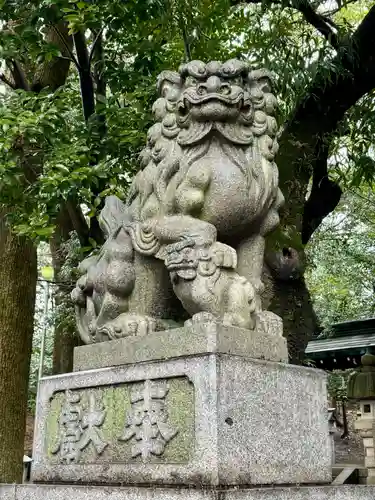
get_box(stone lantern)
[347,350,375,485]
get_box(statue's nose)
[197,76,230,95]
[206,76,221,93]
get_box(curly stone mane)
[72,59,286,345]
[127,60,281,233]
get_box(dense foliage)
[306,188,375,329]
[0,0,372,241]
[0,0,374,382]
[327,369,356,403]
[28,244,54,411]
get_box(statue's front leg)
[236,233,283,337]
[236,234,265,311]
[165,238,258,330]
[150,216,258,329]
[71,281,97,344]
[221,275,257,329]
[71,259,101,344]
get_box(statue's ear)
[156,71,182,101]
[99,196,130,238]
[248,69,278,115]
[210,242,237,269]
[248,69,275,94]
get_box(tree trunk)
[31,20,73,92]
[32,21,81,375]
[0,213,37,482]
[263,259,318,364]
[50,207,80,375]
[261,6,375,364]
[0,18,75,477]
[341,401,349,439]
[52,322,80,374]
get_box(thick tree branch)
[277,5,375,244]
[91,29,106,98]
[65,200,91,247]
[73,30,105,245]
[180,21,192,62]
[10,60,30,91]
[0,74,16,90]
[232,0,340,48]
[73,31,96,122]
[92,28,107,139]
[301,136,342,244]
[324,0,359,16]
[284,5,375,145]
[49,23,80,70]
[88,27,104,66]
[291,0,339,48]
[32,22,73,92]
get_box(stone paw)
[71,286,87,308]
[222,312,255,330]
[184,312,217,328]
[96,314,157,341]
[255,310,283,337]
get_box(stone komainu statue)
[72,59,285,343]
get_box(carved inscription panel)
[45,377,194,464]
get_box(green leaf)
[35,227,55,237]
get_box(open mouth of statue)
[182,92,244,106]
[177,94,250,119]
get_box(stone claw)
[96,314,157,341]
[184,312,217,328]
[256,311,283,337]
[71,287,86,308]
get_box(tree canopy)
[0,0,375,480]
[0,0,373,357]
[306,187,375,330]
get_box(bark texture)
[50,207,80,375]
[262,255,318,364]
[0,215,37,482]
[31,21,73,92]
[0,19,74,481]
[263,5,375,362]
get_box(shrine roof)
[306,318,375,355]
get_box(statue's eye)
[232,77,242,86]
[187,77,197,86]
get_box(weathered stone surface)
[226,485,375,499]
[71,60,284,345]
[4,484,375,500]
[348,352,375,400]
[73,320,288,371]
[217,356,330,485]
[347,353,375,484]
[44,378,193,466]
[32,354,330,486]
[0,485,15,500]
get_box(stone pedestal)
[347,352,375,485]
[31,322,331,487]
[3,484,375,500]
[72,320,289,371]
[354,412,375,485]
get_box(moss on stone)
[44,377,194,465]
